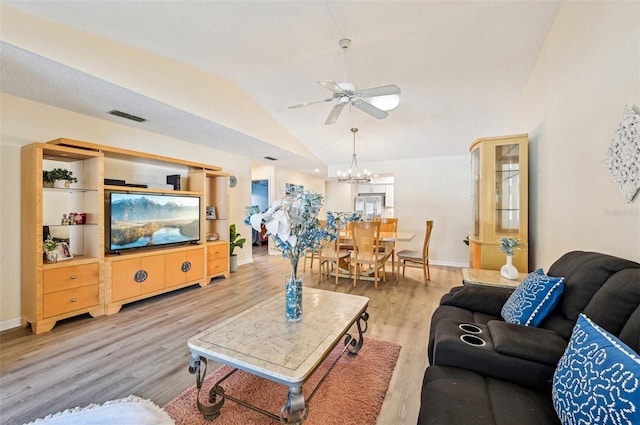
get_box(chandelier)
[337,128,371,184]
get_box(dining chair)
[303,220,326,270]
[396,220,433,283]
[351,220,387,289]
[318,237,351,284]
[375,217,398,276]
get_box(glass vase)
[500,255,519,280]
[285,273,303,322]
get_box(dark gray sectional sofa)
[418,251,640,425]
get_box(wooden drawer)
[43,284,99,318]
[207,244,228,260]
[207,258,228,276]
[43,263,99,294]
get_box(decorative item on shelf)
[498,237,523,280]
[42,170,54,188]
[206,232,219,242]
[229,224,246,273]
[166,174,181,191]
[337,128,372,184]
[44,168,78,188]
[43,235,59,264]
[246,187,359,321]
[206,206,216,220]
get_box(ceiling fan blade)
[288,97,333,109]
[324,103,345,125]
[318,80,345,93]
[353,100,389,120]
[358,84,401,98]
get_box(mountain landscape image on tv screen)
[110,193,200,251]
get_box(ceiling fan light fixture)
[370,94,400,111]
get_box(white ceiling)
[0,1,560,176]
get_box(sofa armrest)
[439,286,513,317]
[488,320,567,366]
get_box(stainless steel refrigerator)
[354,193,385,220]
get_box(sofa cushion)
[488,320,567,366]
[544,251,640,338]
[418,365,560,425]
[582,268,640,340]
[552,314,640,425]
[440,285,513,316]
[501,269,564,326]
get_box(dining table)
[338,230,416,242]
[329,230,416,282]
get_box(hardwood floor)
[0,248,461,425]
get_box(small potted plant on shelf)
[229,224,246,273]
[43,235,59,264]
[45,168,78,188]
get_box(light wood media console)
[21,138,230,333]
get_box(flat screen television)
[109,192,200,253]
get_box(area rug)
[164,337,401,425]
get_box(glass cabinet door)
[494,143,520,235]
[471,148,480,238]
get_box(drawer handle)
[70,275,78,280]
[181,261,192,273]
[71,298,77,303]
[134,270,148,283]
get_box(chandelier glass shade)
[337,128,371,184]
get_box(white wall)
[329,155,471,267]
[509,1,640,268]
[0,94,253,325]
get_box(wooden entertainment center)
[21,138,230,334]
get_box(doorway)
[251,179,269,256]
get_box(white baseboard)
[1,317,21,331]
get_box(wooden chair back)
[422,220,434,259]
[352,221,381,261]
[375,217,398,233]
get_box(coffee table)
[187,288,370,424]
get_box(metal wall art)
[603,105,640,203]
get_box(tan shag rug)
[164,337,401,425]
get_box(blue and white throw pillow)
[500,268,564,326]
[553,314,640,425]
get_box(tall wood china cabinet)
[469,134,529,272]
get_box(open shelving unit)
[21,138,230,333]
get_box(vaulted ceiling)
[0,1,560,176]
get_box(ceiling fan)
[288,39,401,125]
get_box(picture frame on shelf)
[53,242,74,261]
[206,206,217,220]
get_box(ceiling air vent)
[264,156,278,161]
[108,110,146,122]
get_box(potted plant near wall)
[229,224,246,273]
[44,168,78,188]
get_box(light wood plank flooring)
[0,246,461,425]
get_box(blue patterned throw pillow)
[500,268,564,326]
[553,314,640,425]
